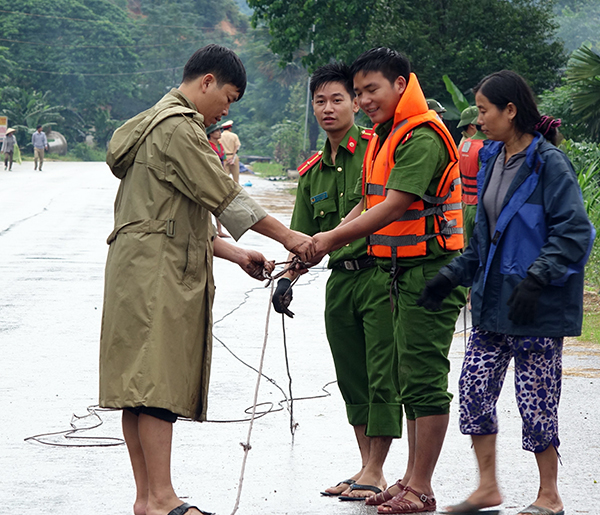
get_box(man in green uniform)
[101,44,315,515]
[272,63,399,500]
[311,48,466,512]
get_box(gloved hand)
[272,277,294,318]
[416,272,456,311]
[507,274,544,325]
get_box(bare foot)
[444,485,503,513]
[518,494,563,515]
[133,499,147,515]
[146,500,205,515]
[346,470,387,499]
[322,475,361,496]
[217,231,230,238]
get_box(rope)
[281,314,298,437]
[230,280,275,515]
[24,406,124,447]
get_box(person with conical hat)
[1,128,16,171]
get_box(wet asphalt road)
[0,161,598,514]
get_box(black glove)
[507,274,544,325]
[272,278,294,318]
[416,272,456,311]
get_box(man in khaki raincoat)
[99,44,314,515]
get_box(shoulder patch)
[400,130,414,145]
[361,128,375,140]
[298,150,323,176]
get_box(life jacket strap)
[396,203,462,222]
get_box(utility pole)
[303,24,315,152]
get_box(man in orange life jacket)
[310,47,466,513]
[457,105,487,245]
[272,62,399,501]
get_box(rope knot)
[240,442,252,452]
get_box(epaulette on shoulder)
[298,150,323,176]
[400,130,414,145]
[361,128,375,140]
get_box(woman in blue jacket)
[417,70,594,515]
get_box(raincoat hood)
[106,89,205,179]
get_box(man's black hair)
[350,47,410,85]
[310,62,355,99]
[473,70,540,136]
[36,125,42,129]
[182,44,246,100]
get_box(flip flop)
[339,483,383,501]
[167,503,214,515]
[441,500,496,514]
[320,478,356,497]
[518,505,565,515]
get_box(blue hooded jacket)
[441,134,595,337]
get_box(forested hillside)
[0,0,598,160]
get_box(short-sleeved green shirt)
[365,119,458,268]
[291,124,370,267]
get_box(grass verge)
[581,312,600,344]
[251,162,286,177]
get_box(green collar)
[321,124,361,167]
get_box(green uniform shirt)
[357,119,458,269]
[291,124,369,267]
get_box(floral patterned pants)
[458,326,562,453]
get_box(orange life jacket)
[458,137,485,205]
[362,73,464,260]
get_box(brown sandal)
[377,485,436,514]
[366,479,404,506]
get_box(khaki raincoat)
[99,89,266,420]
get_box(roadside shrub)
[70,142,107,162]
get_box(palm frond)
[567,45,600,83]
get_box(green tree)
[370,0,565,98]
[554,0,600,52]
[227,27,311,155]
[567,45,600,141]
[249,0,566,99]
[127,0,248,117]
[248,0,372,71]
[0,0,139,113]
[0,86,63,147]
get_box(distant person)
[219,119,241,183]
[101,44,314,515]
[272,62,398,501]
[417,70,594,515]
[457,105,487,245]
[2,128,16,171]
[31,125,48,171]
[206,123,230,238]
[427,98,446,119]
[206,123,225,161]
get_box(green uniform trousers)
[391,257,466,420]
[463,203,477,248]
[325,266,401,437]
